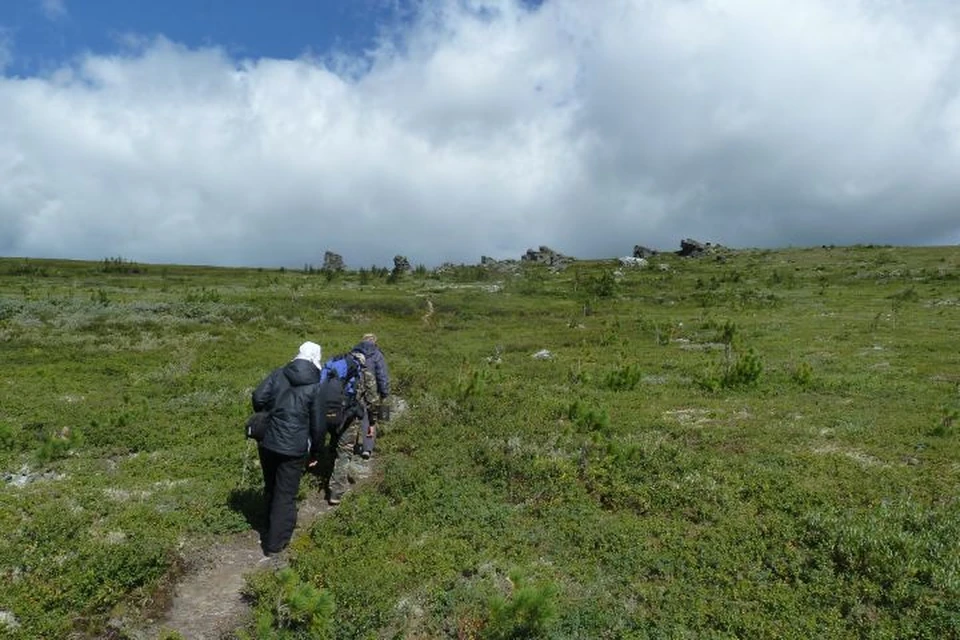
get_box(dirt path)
[121,466,366,640]
[119,401,406,639]
[128,482,334,639]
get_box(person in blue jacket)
[351,333,391,459]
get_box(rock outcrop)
[520,245,573,268]
[392,255,412,274]
[632,245,659,259]
[618,256,649,268]
[322,251,345,272]
[677,238,727,258]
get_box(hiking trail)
[125,474,343,640]
[119,400,405,639]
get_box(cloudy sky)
[1,0,958,268]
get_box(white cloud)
[40,0,68,21]
[2,0,960,268]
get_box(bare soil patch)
[121,487,332,639]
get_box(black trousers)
[258,447,306,554]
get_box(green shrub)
[567,362,591,385]
[482,571,558,640]
[697,348,764,391]
[600,363,642,391]
[716,319,738,346]
[723,348,763,388]
[36,426,82,463]
[799,499,960,635]
[99,256,144,274]
[930,406,958,437]
[457,366,493,403]
[0,420,18,449]
[91,288,110,306]
[888,287,919,303]
[5,260,50,277]
[565,400,610,435]
[512,268,547,295]
[438,264,492,282]
[184,287,222,304]
[587,271,618,299]
[792,361,814,388]
[767,269,797,288]
[736,288,781,309]
[245,568,335,639]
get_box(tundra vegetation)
[0,245,958,638]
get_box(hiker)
[351,333,391,459]
[323,400,364,505]
[315,349,370,505]
[251,341,327,557]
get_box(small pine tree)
[482,572,558,640]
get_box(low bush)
[243,568,336,640]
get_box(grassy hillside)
[0,246,958,638]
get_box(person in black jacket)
[251,341,326,557]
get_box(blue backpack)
[320,351,377,409]
[320,353,362,396]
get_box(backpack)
[246,375,292,441]
[350,351,380,411]
[315,376,348,431]
[319,352,378,411]
[245,411,270,441]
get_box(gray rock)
[322,251,345,272]
[0,610,20,631]
[392,255,412,274]
[4,465,64,487]
[618,256,648,268]
[479,256,521,273]
[633,245,658,258]
[520,246,574,268]
[677,238,727,258]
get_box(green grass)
[1,246,958,638]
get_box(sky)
[1,0,958,269]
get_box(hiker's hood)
[353,340,378,359]
[292,341,322,369]
[283,357,320,386]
